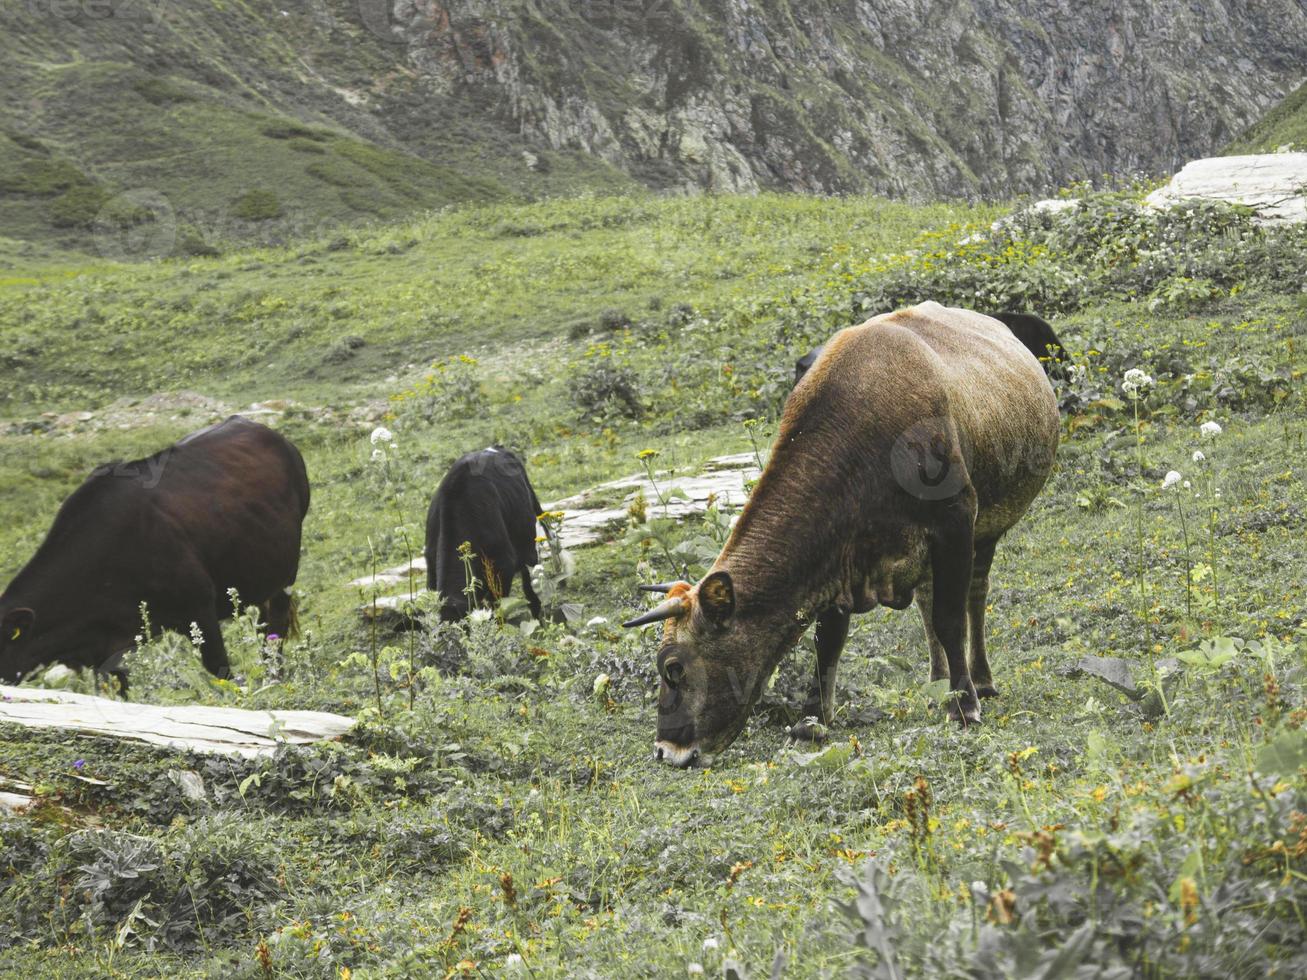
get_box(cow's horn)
[638,582,681,594]
[622,596,685,628]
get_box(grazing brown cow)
[625,302,1059,766]
[0,416,309,692]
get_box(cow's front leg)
[793,606,851,740]
[192,609,232,680]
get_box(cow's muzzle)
[654,740,703,768]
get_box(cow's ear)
[3,608,35,642]
[698,571,735,623]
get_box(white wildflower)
[703,937,720,951]
[505,954,524,971]
[1192,450,1206,463]
[1184,480,1192,489]
[371,447,385,462]
[1162,470,1182,490]
[468,608,493,624]
[688,966,704,977]
[369,425,396,447]
[1200,420,1222,437]
[1121,368,1154,396]
[585,616,608,627]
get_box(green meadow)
[1,190,1305,977]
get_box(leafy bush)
[571,352,646,420]
[230,189,283,221]
[391,354,485,423]
[48,183,111,228]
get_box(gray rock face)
[372,0,1307,197]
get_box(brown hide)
[634,302,1059,765]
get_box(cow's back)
[147,417,308,597]
[797,302,1058,538]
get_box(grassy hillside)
[0,1,640,252]
[1227,80,1307,153]
[0,193,997,416]
[0,193,1305,977]
[5,0,1307,251]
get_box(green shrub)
[48,183,111,228]
[132,77,193,106]
[571,356,645,420]
[0,156,90,196]
[230,189,283,221]
[392,354,486,423]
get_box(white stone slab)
[1145,153,1307,223]
[356,452,762,616]
[0,686,355,760]
[0,791,33,813]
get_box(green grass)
[1226,80,1307,153]
[0,191,1304,977]
[0,193,998,416]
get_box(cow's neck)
[714,439,852,621]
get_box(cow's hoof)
[975,684,1000,699]
[788,716,829,742]
[946,696,982,728]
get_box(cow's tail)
[530,484,559,556]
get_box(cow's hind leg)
[97,651,129,698]
[916,585,950,683]
[519,568,544,622]
[928,498,979,726]
[969,538,1000,699]
[793,606,851,740]
[261,588,296,640]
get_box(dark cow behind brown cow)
[626,302,1059,767]
[425,446,549,622]
[0,416,309,692]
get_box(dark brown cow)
[0,416,309,692]
[626,302,1059,766]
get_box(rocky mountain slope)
[3,0,1305,249]
[1227,80,1307,154]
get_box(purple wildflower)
[73,759,85,770]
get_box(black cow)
[794,311,1068,387]
[988,312,1068,378]
[425,447,549,622]
[0,416,310,692]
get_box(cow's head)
[0,605,38,684]
[624,572,791,767]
